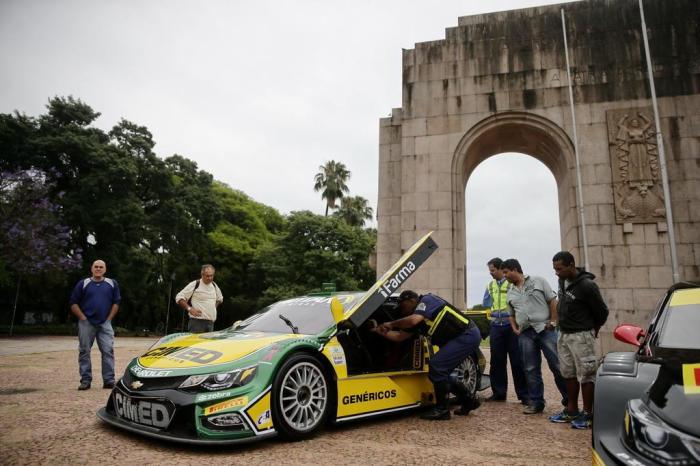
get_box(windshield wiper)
[278,314,299,334]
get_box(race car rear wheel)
[271,353,330,440]
[452,354,480,399]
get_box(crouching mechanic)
[373,290,481,420]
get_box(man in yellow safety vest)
[483,257,528,403]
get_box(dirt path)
[0,337,590,465]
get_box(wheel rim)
[279,361,327,432]
[454,357,477,394]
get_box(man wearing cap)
[374,290,481,420]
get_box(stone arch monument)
[376,0,700,344]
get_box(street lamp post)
[638,0,680,283]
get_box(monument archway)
[452,112,577,306]
[376,0,700,344]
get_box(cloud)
[1,0,576,288]
[465,154,561,306]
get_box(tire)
[451,354,480,399]
[271,353,330,440]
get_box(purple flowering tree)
[0,170,82,335]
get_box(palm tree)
[334,196,374,227]
[313,160,351,216]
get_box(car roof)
[668,286,700,307]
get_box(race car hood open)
[342,231,438,328]
[137,331,302,370]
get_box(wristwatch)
[549,321,557,328]
[187,306,192,312]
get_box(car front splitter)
[96,408,276,446]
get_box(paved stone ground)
[0,336,590,465]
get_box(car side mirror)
[330,297,344,324]
[614,324,645,347]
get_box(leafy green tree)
[251,211,375,307]
[0,96,380,335]
[333,195,374,227]
[204,182,286,326]
[313,160,350,216]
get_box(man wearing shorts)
[549,251,609,429]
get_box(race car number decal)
[113,392,173,429]
[682,363,700,395]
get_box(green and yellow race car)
[97,232,489,444]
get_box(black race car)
[592,282,700,465]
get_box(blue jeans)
[490,323,528,400]
[78,319,115,384]
[518,327,568,408]
[429,327,481,383]
[188,318,214,333]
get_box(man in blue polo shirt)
[69,259,121,390]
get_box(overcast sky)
[1,0,576,306]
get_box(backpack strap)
[188,279,200,305]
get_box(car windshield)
[659,303,700,349]
[234,293,364,335]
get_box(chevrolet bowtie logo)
[131,380,144,389]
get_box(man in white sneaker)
[175,264,223,333]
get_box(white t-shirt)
[175,280,223,322]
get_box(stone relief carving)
[607,107,666,223]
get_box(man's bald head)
[91,260,107,280]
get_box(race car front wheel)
[271,353,329,440]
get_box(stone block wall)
[377,0,700,338]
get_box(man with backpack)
[175,264,223,333]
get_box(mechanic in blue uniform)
[374,290,481,420]
[483,257,529,404]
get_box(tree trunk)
[10,275,21,336]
